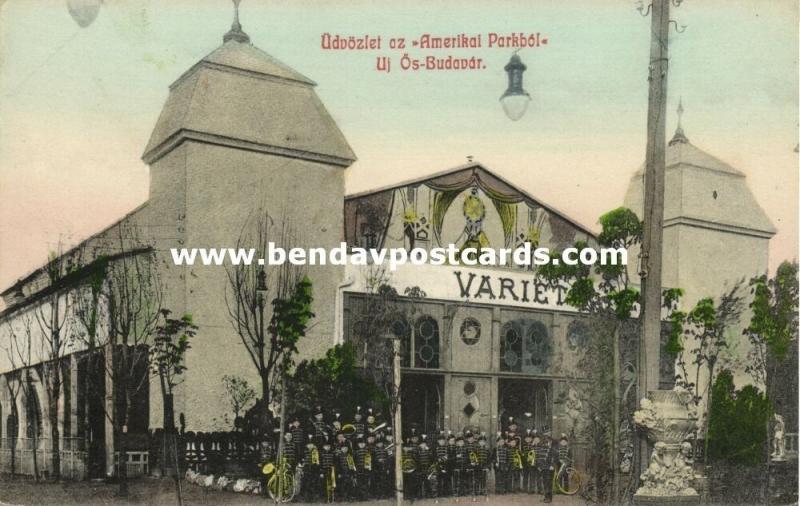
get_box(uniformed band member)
[319,437,336,503]
[540,433,558,503]
[523,429,538,493]
[301,434,320,500]
[492,434,510,494]
[556,433,572,492]
[256,407,571,502]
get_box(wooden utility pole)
[392,337,404,506]
[637,0,670,478]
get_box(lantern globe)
[500,53,531,121]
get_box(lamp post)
[500,52,532,121]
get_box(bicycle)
[262,458,299,502]
[552,460,583,496]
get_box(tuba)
[527,449,536,467]
[342,423,356,436]
[511,449,523,470]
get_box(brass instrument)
[511,449,523,470]
[526,449,536,467]
[311,447,320,466]
[364,452,372,471]
[469,451,479,466]
[369,422,388,434]
[326,466,336,502]
[346,452,356,472]
[401,450,417,474]
[427,462,439,481]
[342,423,356,436]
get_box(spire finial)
[669,96,689,146]
[224,0,250,44]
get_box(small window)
[460,318,481,346]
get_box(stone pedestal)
[633,388,700,503]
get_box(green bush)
[707,369,771,465]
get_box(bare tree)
[70,224,162,496]
[3,312,42,480]
[225,210,304,420]
[34,246,76,480]
[2,368,22,477]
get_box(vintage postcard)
[0,1,797,505]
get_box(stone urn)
[633,387,700,503]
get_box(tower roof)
[626,105,775,237]
[142,8,354,167]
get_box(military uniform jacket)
[493,445,509,471]
[557,444,572,465]
[312,420,328,442]
[354,446,372,472]
[435,445,449,467]
[476,445,489,468]
[303,443,319,468]
[336,449,356,474]
[534,443,550,471]
[320,448,335,472]
[280,444,297,468]
[290,426,304,455]
[416,446,432,472]
[522,441,537,468]
[453,446,468,471]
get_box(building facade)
[0,17,780,480]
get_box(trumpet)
[346,452,356,472]
[526,449,536,467]
[469,451,479,466]
[364,452,372,471]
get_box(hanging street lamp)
[500,52,531,121]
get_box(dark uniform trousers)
[493,446,510,494]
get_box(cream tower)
[141,6,355,430]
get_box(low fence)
[152,431,261,478]
[0,438,88,480]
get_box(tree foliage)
[745,261,799,386]
[287,342,386,420]
[707,369,771,466]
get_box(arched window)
[500,321,524,372]
[524,321,551,373]
[501,319,551,373]
[414,316,439,369]
[26,387,42,440]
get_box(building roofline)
[345,161,598,239]
[0,246,153,321]
[0,202,149,298]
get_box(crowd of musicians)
[258,405,573,503]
